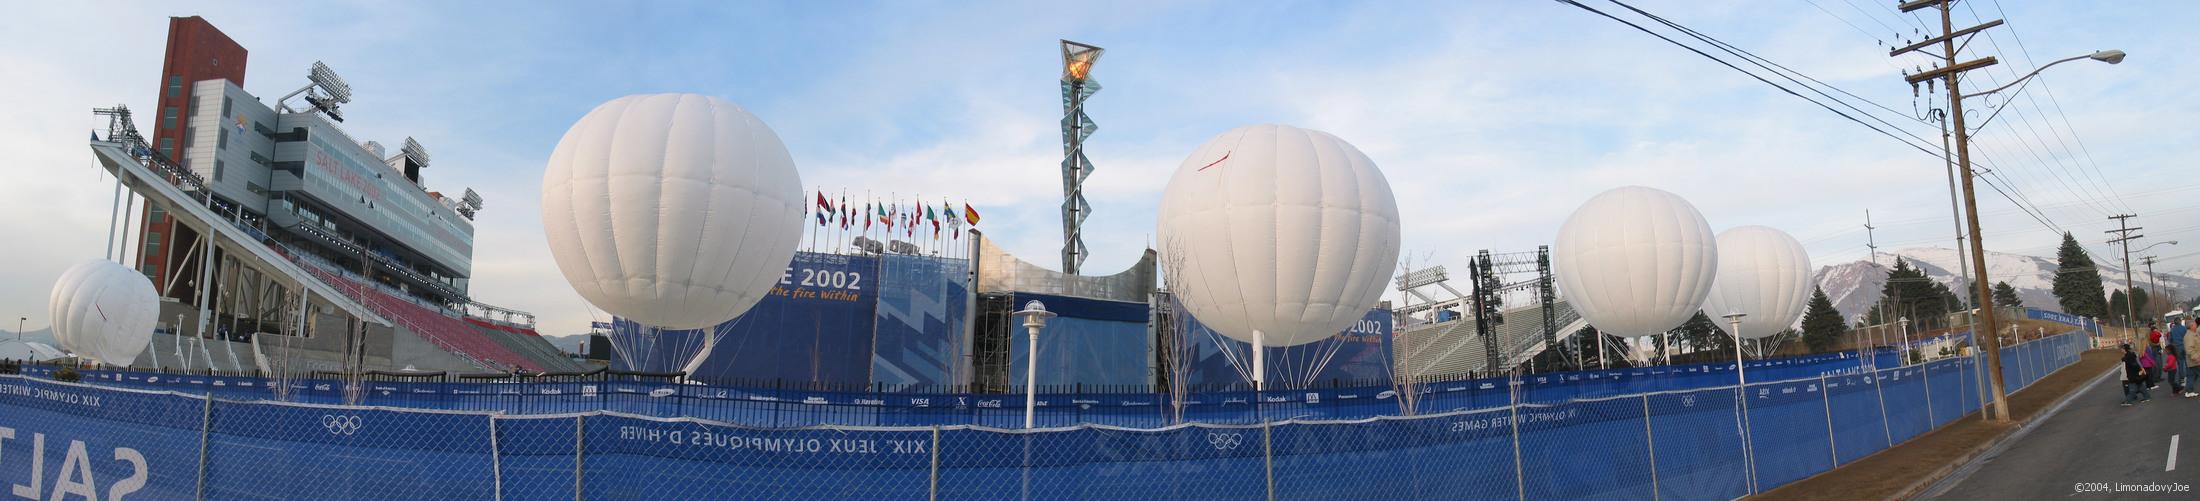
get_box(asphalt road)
[1929,367,2200,499]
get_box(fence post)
[1820,374,1837,466]
[196,396,211,501]
[489,415,504,501]
[1870,366,1892,447]
[1640,394,1659,501]
[929,425,940,501]
[1922,362,1935,425]
[1262,418,1276,501]
[572,415,585,501]
[1509,382,1526,501]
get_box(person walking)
[2173,318,2191,397]
[2125,343,2152,406]
[2142,343,2162,390]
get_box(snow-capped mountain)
[1810,247,2197,321]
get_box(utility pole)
[1865,210,1885,350]
[2108,214,2139,336]
[1865,210,1880,266]
[2144,255,2161,308]
[1894,0,2011,422]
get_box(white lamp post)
[1722,311,1756,493]
[1899,317,1912,363]
[1013,300,1056,429]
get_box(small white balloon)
[1157,124,1402,347]
[47,260,160,366]
[1552,186,1719,338]
[541,93,804,331]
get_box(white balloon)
[47,260,159,366]
[1552,186,1718,338]
[1157,124,1402,347]
[1701,226,1812,339]
[541,94,804,331]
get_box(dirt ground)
[1755,348,2120,500]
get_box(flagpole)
[807,188,818,253]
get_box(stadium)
[1,13,2110,501]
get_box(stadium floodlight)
[310,61,353,103]
[1397,266,1449,290]
[402,137,432,167]
[1014,300,1057,429]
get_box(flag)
[815,192,833,226]
[864,202,873,231]
[876,204,889,227]
[963,202,980,225]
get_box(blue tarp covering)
[0,332,2085,499]
[1008,292,1153,388]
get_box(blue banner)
[871,254,971,386]
[0,379,201,501]
[618,252,883,386]
[1178,307,1395,389]
[1009,293,1153,388]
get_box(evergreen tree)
[2109,289,2130,327]
[1673,311,1731,359]
[1992,281,2024,308]
[1801,286,1847,352]
[2132,287,2154,324]
[2052,232,2109,318]
[1865,259,1957,330]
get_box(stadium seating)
[295,264,549,372]
[463,318,585,373]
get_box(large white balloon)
[1701,226,1812,339]
[1157,124,1402,347]
[541,93,804,331]
[47,260,159,365]
[1552,186,1718,338]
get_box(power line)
[1550,0,1950,159]
[1982,0,2130,214]
[1556,0,2108,265]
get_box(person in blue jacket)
[2179,318,2197,397]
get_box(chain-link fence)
[0,331,2086,499]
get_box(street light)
[1964,50,2126,98]
[1013,300,1056,429]
[1899,317,1912,364]
[1721,311,1757,493]
[1944,48,2124,423]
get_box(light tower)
[1059,40,1103,274]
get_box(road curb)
[1900,365,2118,500]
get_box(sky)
[2,1,2196,337]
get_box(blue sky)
[3,1,2197,336]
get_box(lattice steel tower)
[1059,40,1103,274]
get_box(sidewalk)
[1757,348,2119,500]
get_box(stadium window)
[217,126,228,150]
[221,96,232,117]
[214,159,224,182]
[166,75,182,98]
[162,107,178,130]
[189,96,199,116]
[159,137,174,157]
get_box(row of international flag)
[806,189,981,241]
